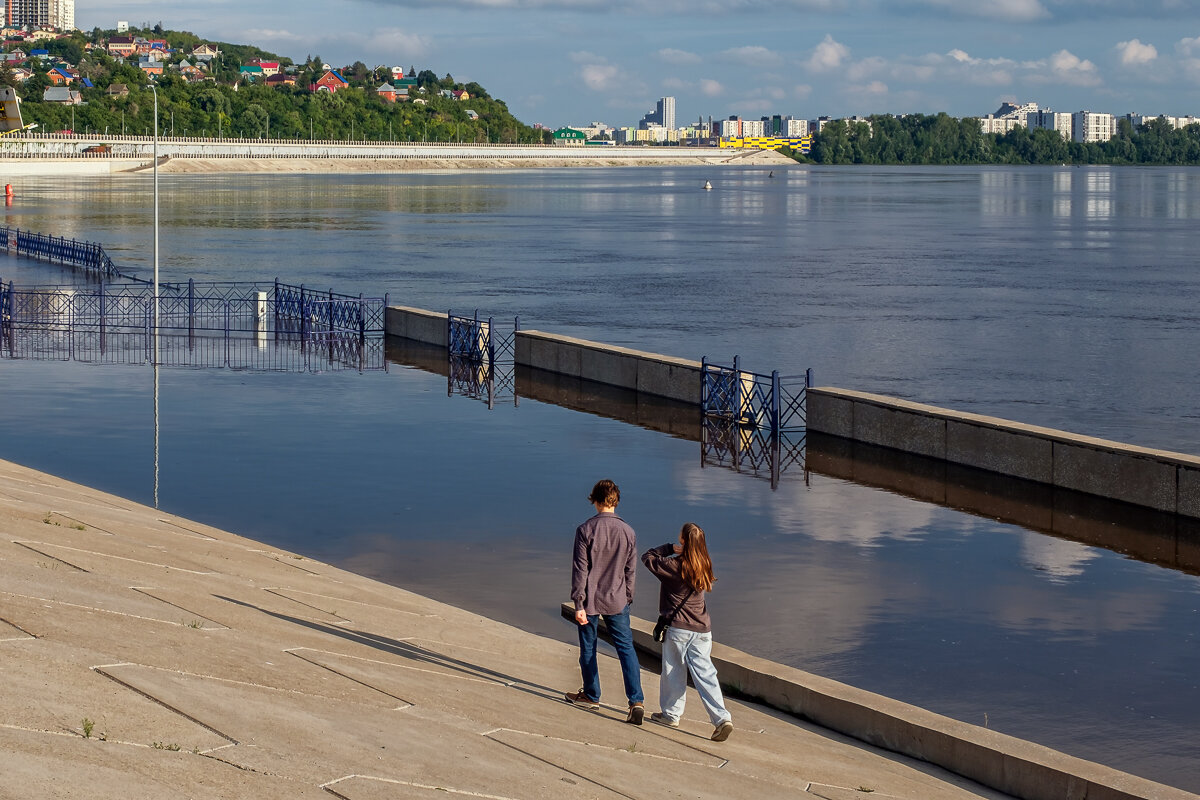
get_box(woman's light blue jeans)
[659,628,731,726]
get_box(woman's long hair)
[679,522,715,593]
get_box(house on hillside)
[452,89,469,101]
[47,67,74,85]
[138,59,163,76]
[264,73,296,87]
[29,48,49,61]
[239,65,263,81]
[465,109,478,120]
[106,83,129,97]
[2,49,26,62]
[375,82,397,103]
[192,43,219,62]
[247,59,279,76]
[106,35,136,57]
[43,87,82,104]
[311,70,348,93]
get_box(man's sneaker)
[649,712,679,728]
[627,702,644,725]
[711,720,734,742]
[563,689,599,709]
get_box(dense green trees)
[10,27,547,142]
[795,113,1200,166]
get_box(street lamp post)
[151,85,159,363]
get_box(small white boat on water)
[703,180,712,190]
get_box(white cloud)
[569,50,605,64]
[363,28,430,56]
[807,34,849,72]
[908,0,1047,21]
[1047,48,1102,86]
[1176,35,1200,56]
[850,80,889,96]
[700,79,725,96]
[794,84,813,99]
[1116,39,1157,66]
[722,45,783,67]
[657,48,702,65]
[242,29,303,41]
[846,55,887,82]
[579,63,619,91]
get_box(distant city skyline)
[76,1,1200,127]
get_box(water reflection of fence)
[699,357,811,489]
[447,310,518,408]
[1,225,122,281]
[701,417,807,489]
[0,280,386,372]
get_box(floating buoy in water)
[4,184,11,197]
[768,171,774,178]
[703,180,712,190]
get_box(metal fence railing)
[0,279,386,373]
[446,311,519,409]
[701,356,810,434]
[699,357,811,489]
[1,225,122,281]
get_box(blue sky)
[82,0,1200,128]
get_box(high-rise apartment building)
[1028,110,1073,141]
[1072,110,1116,143]
[638,97,675,131]
[5,0,72,28]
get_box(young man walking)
[565,479,645,724]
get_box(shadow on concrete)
[215,593,566,701]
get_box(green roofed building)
[553,127,586,146]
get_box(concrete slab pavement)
[0,456,1057,800]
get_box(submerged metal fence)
[1,225,122,281]
[0,279,386,372]
[447,310,519,408]
[701,356,810,434]
[699,357,811,489]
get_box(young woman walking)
[641,522,733,741]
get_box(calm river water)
[1,165,1198,792]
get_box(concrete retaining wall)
[560,603,1192,800]
[1,136,727,161]
[808,387,1200,518]
[384,305,447,348]
[514,330,702,404]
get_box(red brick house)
[310,70,348,93]
[375,82,396,103]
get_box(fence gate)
[700,356,811,489]
[447,311,519,409]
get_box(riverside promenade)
[0,456,1015,800]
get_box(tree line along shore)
[784,112,1200,166]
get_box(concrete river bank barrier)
[385,304,1200,521]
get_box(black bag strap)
[663,586,697,625]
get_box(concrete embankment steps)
[0,456,1030,800]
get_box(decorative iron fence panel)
[701,357,810,435]
[2,226,120,280]
[446,314,519,409]
[448,310,489,362]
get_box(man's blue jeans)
[577,605,644,704]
